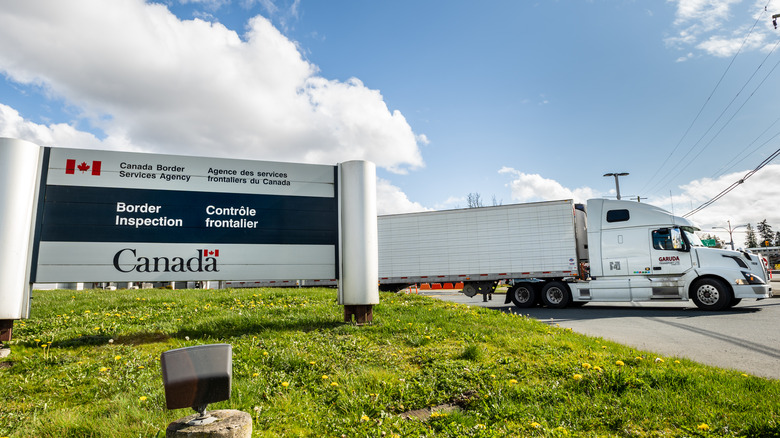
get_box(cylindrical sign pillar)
[0,138,42,340]
[338,160,379,323]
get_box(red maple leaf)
[77,161,90,173]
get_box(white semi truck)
[378,199,772,310]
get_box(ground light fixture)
[161,343,232,426]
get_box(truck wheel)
[541,282,571,308]
[509,283,536,308]
[691,278,731,311]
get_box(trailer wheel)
[690,278,731,311]
[509,283,536,308]
[541,281,571,308]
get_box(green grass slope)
[1,287,778,437]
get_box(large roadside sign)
[32,148,338,282]
[0,137,379,331]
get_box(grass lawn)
[1,286,779,437]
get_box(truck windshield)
[681,226,703,247]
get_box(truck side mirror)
[670,228,688,252]
[161,344,232,424]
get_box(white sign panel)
[32,148,338,282]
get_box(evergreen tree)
[757,219,774,247]
[775,231,780,247]
[745,223,758,248]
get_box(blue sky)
[1,0,780,245]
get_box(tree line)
[744,220,780,248]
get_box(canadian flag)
[65,159,102,176]
[203,249,220,257]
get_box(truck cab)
[568,199,771,310]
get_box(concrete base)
[344,305,373,324]
[166,409,251,438]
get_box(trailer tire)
[690,278,731,311]
[509,283,537,308]
[541,281,571,308]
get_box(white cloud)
[648,164,780,244]
[498,163,780,247]
[499,167,598,204]
[665,0,771,57]
[376,178,430,215]
[675,52,694,62]
[0,0,424,172]
[0,103,140,152]
[672,0,739,25]
[696,32,765,57]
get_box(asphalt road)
[422,288,780,379]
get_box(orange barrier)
[420,283,431,290]
[431,283,442,290]
[443,283,454,289]
[454,282,464,289]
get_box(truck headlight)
[736,271,765,285]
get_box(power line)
[683,146,780,217]
[708,118,780,179]
[640,3,772,196]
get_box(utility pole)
[603,172,629,200]
[713,220,746,250]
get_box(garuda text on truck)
[377,199,771,311]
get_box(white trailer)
[378,200,587,296]
[378,198,772,311]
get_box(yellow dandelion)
[741,373,749,377]
[138,366,145,369]
[572,374,583,381]
[593,366,603,372]
[424,336,430,339]
[674,360,681,364]
[490,374,496,378]
[281,381,289,387]
[615,360,625,366]
[582,363,592,369]
[322,375,329,380]
[331,382,339,387]
[34,339,41,342]
[253,373,259,377]
[309,361,316,365]
[263,351,269,356]
[114,355,122,360]
[509,379,518,384]
[139,396,147,401]
[601,345,607,349]
[530,421,542,428]
[99,367,110,372]
[360,414,370,422]
[697,423,709,431]
[654,357,664,363]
